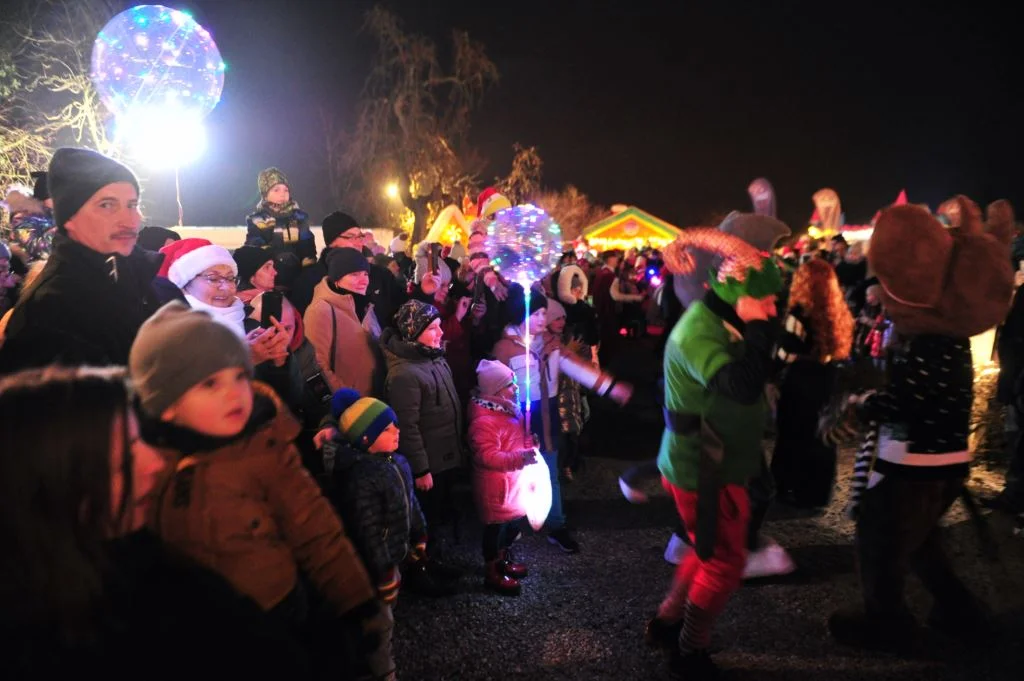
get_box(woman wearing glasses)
[159,238,289,367]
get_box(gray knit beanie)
[129,301,253,417]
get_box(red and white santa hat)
[476,187,511,219]
[158,238,237,289]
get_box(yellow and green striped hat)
[330,388,398,449]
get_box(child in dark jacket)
[245,167,315,267]
[327,388,427,681]
[328,389,427,599]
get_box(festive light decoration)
[91,5,225,120]
[483,204,563,288]
[116,106,206,168]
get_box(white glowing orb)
[116,107,206,168]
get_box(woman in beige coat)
[303,248,384,397]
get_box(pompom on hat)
[158,238,237,288]
[868,195,1013,338]
[663,228,783,305]
[331,388,398,450]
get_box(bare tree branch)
[321,4,498,242]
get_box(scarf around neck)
[185,293,247,340]
[328,280,369,321]
[255,199,301,220]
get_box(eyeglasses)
[338,231,363,241]
[199,274,240,287]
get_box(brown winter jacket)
[303,278,385,397]
[151,382,375,615]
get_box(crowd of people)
[1,147,1021,680]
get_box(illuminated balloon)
[520,452,553,531]
[90,5,225,120]
[483,204,563,286]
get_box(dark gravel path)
[392,450,1024,681]
[393,340,1024,679]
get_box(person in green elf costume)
[651,228,784,679]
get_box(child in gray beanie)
[130,302,389,672]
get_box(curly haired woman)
[772,257,854,509]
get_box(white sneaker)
[664,533,692,565]
[619,476,649,504]
[743,542,796,579]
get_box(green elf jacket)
[657,297,771,491]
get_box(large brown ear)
[954,195,983,235]
[868,205,951,310]
[986,199,1015,246]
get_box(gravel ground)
[392,446,1024,680]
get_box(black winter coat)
[997,285,1024,404]
[288,248,406,325]
[0,234,162,374]
[0,530,309,680]
[381,328,465,478]
[328,444,427,583]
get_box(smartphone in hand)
[260,291,284,329]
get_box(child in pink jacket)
[467,359,537,597]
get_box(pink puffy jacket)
[467,395,533,524]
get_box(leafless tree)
[0,0,120,188]
[498,143,542,206]
[533,185,608,244]
[324,5,498,241]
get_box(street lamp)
[385,182,400,200]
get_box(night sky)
[139,0,1023,233]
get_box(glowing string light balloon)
[483,204,560,528]
[91,5,225,120]
[90,5,225,226]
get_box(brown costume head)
[868,195,1013,338]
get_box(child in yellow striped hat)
[326,388,428,680]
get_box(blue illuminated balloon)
[90,5,224,119]
[483,204,563,286]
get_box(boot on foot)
[828,607,919,653]
[644,616,683,651]
[668,648,719,680]
[498,548,528,578]
[402,561,457,598]
[484,560,521,596]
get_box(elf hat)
[159,238,237,289]
[663,228,782,305]
[477,187,511,219]
[331,388,398,450]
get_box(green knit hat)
[258,167,290,198]
[330,388,398,450]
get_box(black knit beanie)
[322,211,361,247]
[48,148,139,231]
[138,226,181,252]
[232,245,275,284]
[506,283,548,326]
[327,247,370,282]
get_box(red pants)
[659,478,750,619]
